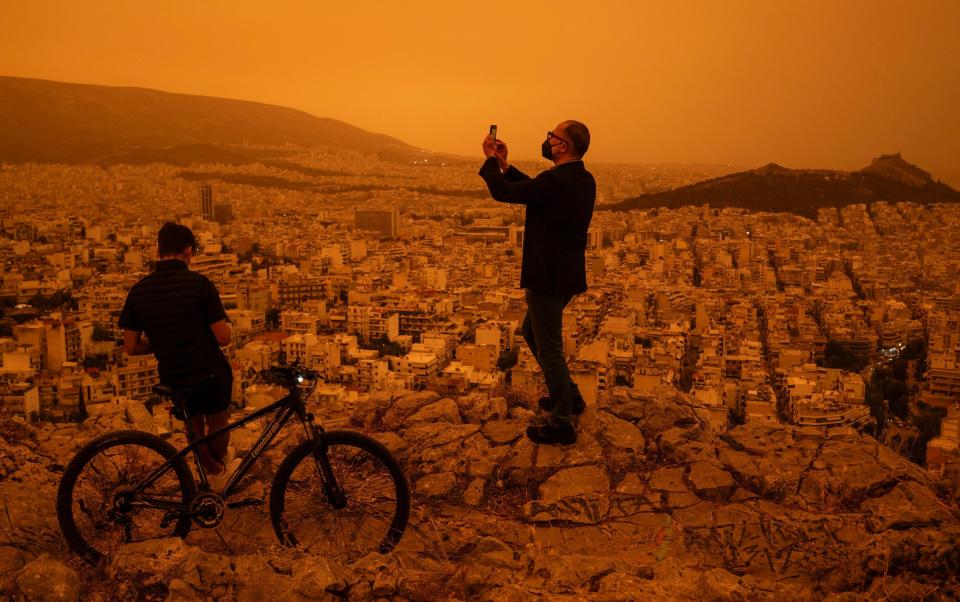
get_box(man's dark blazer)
[479,156,596,296]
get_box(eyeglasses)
[546,131,571,146]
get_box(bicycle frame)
[129,381,322,514]
[56,364,409,565]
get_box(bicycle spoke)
[60,434,192,562]
[273,434,406,563]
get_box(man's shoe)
[526,422,577,445]
[537,396,586,416]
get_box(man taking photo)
[479,121,596,445]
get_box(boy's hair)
[157,222,197,257]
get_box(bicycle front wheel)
[270,430,409,562]
[56,430,196,565]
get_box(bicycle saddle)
[152,384,175,398]
[151,385,187,420]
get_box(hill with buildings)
[0,76,416,164]
[606,154,960,217]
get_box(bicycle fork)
[303,413,347,509]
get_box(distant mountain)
[0,76,416,164]
[606,154,960,217]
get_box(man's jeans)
[521,288,582,426]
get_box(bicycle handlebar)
[269,364,319,383]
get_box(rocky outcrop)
[1,386,959,600]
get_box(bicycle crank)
[189,492,226,528]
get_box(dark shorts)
[168,369,233,417]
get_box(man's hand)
[494,139,509,171]
[482,134,498,158]
[484,135,510,171]
[123,330,152,356]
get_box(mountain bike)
[56,364,409,565]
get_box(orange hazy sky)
[2,0,958,171]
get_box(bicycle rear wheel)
[270,430,409,562]
[56,430,196,565]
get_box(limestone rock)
[382,391,442,428]
[698,567,753,601]
[15,557,81,602]
[416,471,457,498]
[349,554,403,598]
[403,422,479,448]
[403,397,462,425]
[661,490,702,510]
[0,481,59,547]
[860,480,956,532]
[0,546,26,593]
[166,578,203,602]
[524,464,610,524]
[656,426,690,458]
[481,419,524,445]
[233,556,296,602]
[124,403,155,431]
[687,461,736,501]
[464,437,509,480]
[647,466,688,493]
[349,391,395,428]
[0,416,38,445]
[507,406,536,422]
[597,571,658,596]
[177,547,234,600]
[597,411,646,451]
[472,536,514,555]
[413,437,470,475]
[463,478,485,506]
[108,537,189,586]
[607,386,702,437]
[372,431,407,456]
[292,558,344,600]
[462,396,509,423]
[523,554,620,591]
[615,472,645,495]
[506,432,605,475]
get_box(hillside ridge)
[606,154,960,217]
[0,76,415,164]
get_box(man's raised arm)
[480,157,556,205]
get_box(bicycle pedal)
[226,498,263,509]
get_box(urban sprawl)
[1,150,958,473]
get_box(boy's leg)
[205,409,231,464]
[187,413,224,474]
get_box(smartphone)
[489,124,497,140]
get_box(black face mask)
[541,138,555,160]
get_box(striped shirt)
[119,259,229,385]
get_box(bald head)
[559,120,590,158]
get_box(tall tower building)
[213,202,233,225]
[355,209,400,238]
[200,184,213,221]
